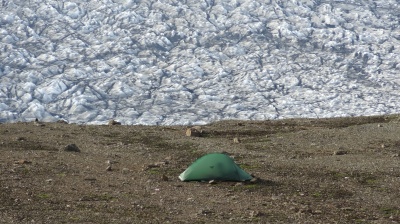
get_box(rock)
[57,120,68,124]
[250,177,260,183]
[122,168,130,174]
[105,160,118,171]
[208,180,217,184]
[108,119,121,125]
[106,165,112,171]
[15,159,31,164]
[198,209,213,215]
[233,137,241,143]
[158,161,170,166]
[333,150,347,155]
[106,160,119,165]
[15,136,26,141]
[341,207,354,211]
[33,118,45,127]
[143,160,169,171]
[313,210,323,214]
[83,177,97,182]
[299,207,313,214]
[234,182,244,187]
[64,144,81,152]
[143,163,161,171]
[249,210,264,218]
[221,151,231,156]
[185,126,203,137]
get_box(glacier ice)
[1,0,400,125]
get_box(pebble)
[162,175,169,181]
[64,144,81,152]
[333,150,347,155]
[143,161,168,171]
[199,209,212,215]
[234,182,244,187]
[106,165,112,171]
[15,137,26,141]
[155,161,169,166]
[122,168,130,174]
[84,178,97,182]
[250,177,259,183]
[313,210,323,214]
[143,164,160,171]
[33,118,45,126]
[108,119,121,125]
[341,207,354,211]
[249,210,264,218]
[15,159,31,164]
[57,120,68,124]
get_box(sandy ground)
[0,115,399,223]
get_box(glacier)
[1,0,400,125]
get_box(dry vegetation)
[1,115,400,223]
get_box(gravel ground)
[1,115,399,223]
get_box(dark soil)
[1,115,400,223]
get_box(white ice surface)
[1,0,400,125]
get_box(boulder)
[185,126,203,137]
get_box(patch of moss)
[68,216,81,222]
[147,169,161,175]
[243,184,259,190]
[330,171,347,180]
[354,173,379,186]
[380,206,400,218]
[57,173,66,177]
[37,193,51,199]
[312,192,322,198]
[239,163,261,170]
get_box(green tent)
[179,153,252,181]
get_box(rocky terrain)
[1,115,399,223]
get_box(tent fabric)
[179,153,252,181]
